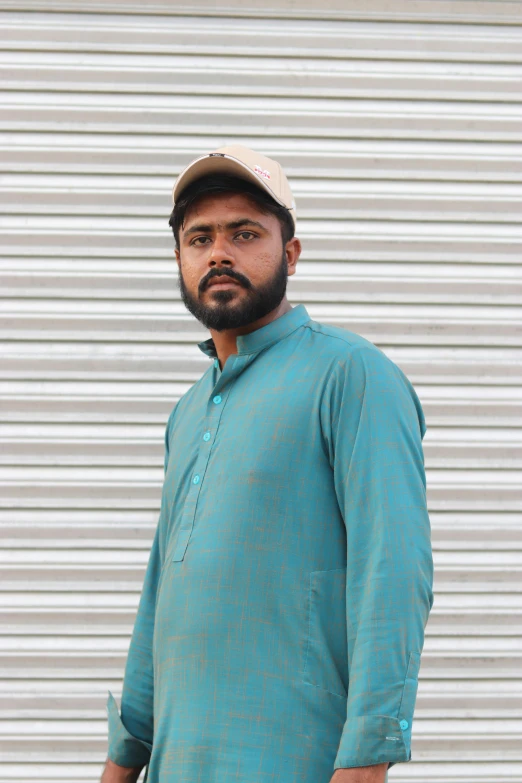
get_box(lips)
[207,276,242,289]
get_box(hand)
[330,762,389,783]
[100,758,143,783]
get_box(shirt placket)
[171,354,249,562]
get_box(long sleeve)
[106,408,175,767]
[322,345,434,769]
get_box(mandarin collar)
[197,304,310,360]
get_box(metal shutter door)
[0,2,521,781]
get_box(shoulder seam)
[303,321,383,356]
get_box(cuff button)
[399,719,409,731]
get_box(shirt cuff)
[333,715,410,770]
[106,691,152,769]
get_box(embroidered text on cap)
[254,165,271,180]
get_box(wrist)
[100,758,143,783]
[331,762,389,783]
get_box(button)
[399,719,409,731]
[192,474,200,485]
[214,358,219,368]
[213,395,222,404]
[203,432,211,442]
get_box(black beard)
[177,253,288,331]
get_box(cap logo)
[254,165,271,180]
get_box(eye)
[235,231,256,241]
[191,236,211,246]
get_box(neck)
[210,298,292,370]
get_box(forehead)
[182,191,272,230]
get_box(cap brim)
[172,154,291,217]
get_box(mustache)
[199,268,252,293]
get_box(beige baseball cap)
[172,145,296,228]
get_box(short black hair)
[168,173,295,250]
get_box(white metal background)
[0,2,521,781]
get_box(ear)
[285,237,301,278]
[175,247,181,268]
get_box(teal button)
[203,432,211,442]
[213,395,222,404]
[214,358,219,368]
[399,719,409,731]
[193,474,200,485]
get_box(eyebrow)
[182,218,268,238]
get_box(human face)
[175,192,299,332]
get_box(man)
[101,146,434,783]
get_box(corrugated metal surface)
[0,3,521,781]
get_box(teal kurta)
[107,304,434,782]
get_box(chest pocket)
[301,568,348,699]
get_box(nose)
[208,232,234,268]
